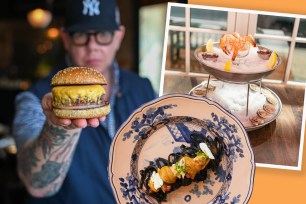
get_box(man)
[12,0,156,203]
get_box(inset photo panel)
[160,2,306,170]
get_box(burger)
[50,67,110,119]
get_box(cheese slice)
[52,84,105,106]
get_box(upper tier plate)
[194,43,282,83]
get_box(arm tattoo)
[40,124,71,159]
[19,123,80,191]
[31,161,61,188]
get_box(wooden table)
[163,75,305,167]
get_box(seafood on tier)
[219,32,257,61]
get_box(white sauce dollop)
[150,171,163,190]
[199,143,215,159]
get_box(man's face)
[61,26,125,74]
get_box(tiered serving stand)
[193,43,282,131]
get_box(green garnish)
[195,150,203,156]
[175,163,187,176]
[195,150,208,161]
[200,154,208,161]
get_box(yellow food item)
[146,142,214,194]
[148,179,159,192]
[52,84,105,107]
[266,51,277,69]
[206,38,214,52]
[194,154,210,169]
[158,166,177,184]
[182,156,202,179]
[224,60,232,72]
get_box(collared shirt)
[101,62,120,138]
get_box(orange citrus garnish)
[266,52,277,69]
[224,60,231,72]
[206,39,214,53]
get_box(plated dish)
[189,81,282,131]
[109,94,255,204]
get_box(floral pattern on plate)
[109,94,255,204]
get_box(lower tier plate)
[189,80,282,131]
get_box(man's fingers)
[87,118,100,127]
[41,92,106,129]
[71,119,88,128]
[41,93,53,110]
[58,118,73,126]
[42,93,72,127]
[99,116,106,122]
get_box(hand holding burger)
[41,93,105,129]
[50,67,111,119]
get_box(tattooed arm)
[13,92,104,197]
[17,123,82,197]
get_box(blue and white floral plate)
[109,94,255,204]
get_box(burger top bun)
[50,67,107,86]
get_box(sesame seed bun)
[50,67,107,86]
[53,104,111,119]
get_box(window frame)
[162,3,306,89]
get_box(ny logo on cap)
[83,0,100,16]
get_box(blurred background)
[0,0,186,203]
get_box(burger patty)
[54,96,109,110]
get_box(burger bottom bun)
[53,104,111,119]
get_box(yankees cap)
[64,0,120,32]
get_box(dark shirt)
[14,66,156,204]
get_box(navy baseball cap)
[64,0,120,32]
